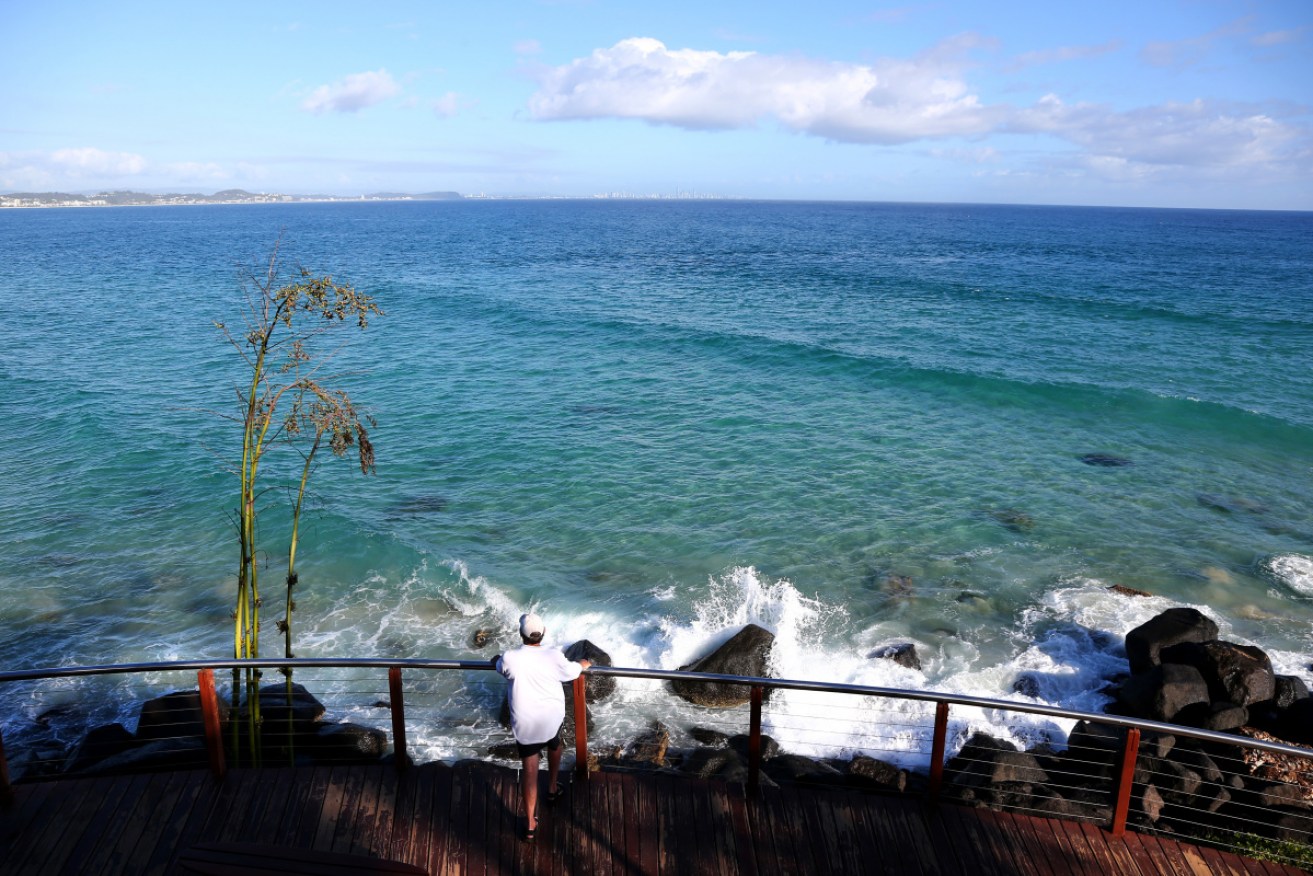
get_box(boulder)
[1138,784,1165,822]
[65,723,137,774]
[847,755,907,792]
[870,643,921,671]
[1272,675,1310,710]
[314,723,388,762]
[681,747,749,782]
[564,639,617,703]
[946,733,1048,788]
[689,726,730,748]
[1124,608,1218,675]
[1282,699,1313,744]
[83,737,209,775]
[258,682,326,728]
[762,754,844,786]
[136,691,209,742]
[1174,701,1248,732]
[620,721,671,768]
[670,624,775,707]
[729,733,781,762]
[1162,641,1274,707]
[1116,663,1210,722]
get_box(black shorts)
[516,728,563,758]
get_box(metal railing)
[2,658,1311,864]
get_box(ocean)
[1,199,1311,765]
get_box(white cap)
[520,613,545,639]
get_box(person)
[494,612,591,841]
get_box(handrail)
[4,658,1310,761]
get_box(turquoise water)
[1,201,1311,761]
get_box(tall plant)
[215,242,381,757]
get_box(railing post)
[573,673,589,779]
[389,667,409,771]
[748,685,764,797]
[197,669,226,781]
[927,700,949,801]
[0,726,13,809]
[1109,726,1141,836]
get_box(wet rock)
[990,509,1035,533]
[870,643,921,671]
[1161,640,1275,707]
[1176,701,1249,732]
[621,720,671,768]
[387,495,449,515]
[1117,663,1211,722]
[82,737,209,775]
[681,747,748,782]
[1273,675,1311,710]
[1124,608,1219,675]
[729,733,781,761]
[847,755,907,792]
[564,639,617,703]
[689,727,730,748]
[1197,494,1266,515]
[314,722,388,762]
[670,624,775,707]
[762,754,844,786]
[1138,784,1165,822]
[65,723,137,774]
[1012,674,1041,698]
[1081,454,1132,467]
[487,742,521,761]
[136,691,210,742]
[257,683,326,728]
[1108,584,1153,597]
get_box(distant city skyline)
[2,1,1310,210]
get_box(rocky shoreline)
[9,607,1312,850]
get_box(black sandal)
[524,817,537,842]
[544,786,565,804]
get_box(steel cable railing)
[2,658,1311,866]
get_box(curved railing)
[2,658,1311,865]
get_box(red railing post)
[573,673,589,779]
[1109,726,1141,836]
[927,700,949,801]
[197,669,226,781]
[748,685,764,796]
[389,667,409,771]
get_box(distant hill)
[2,189,466,208]
[366,191,463,201]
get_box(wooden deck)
[1,761,1305,875]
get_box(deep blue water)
[1,200,1311,761]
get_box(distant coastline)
[0,189,465,209]
[0,189,737,208]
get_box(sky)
[1,1,1310,209]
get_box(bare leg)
[521,753,540,833]
[547,743,563,794]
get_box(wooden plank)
[1072,820,1142,876]
[742,786,780,876]
[841,790,888,876]
[798,785,845,876]
[759,785,801,876]
[685,776,715,876]
[347,763,387,857]
[289,766,334,851]
[705,779,741,876]
[7,775,88,875]
[1196,842,1249,876]
[636,772,660,876]
[904,802,957,876]
[176,841,428,875]
[117,770,196,874]
[327,765,368,854]
[724,783,759,876]
[656,772,681,876]
[385,767,419,865]
[139,771,211,876]
[994,809,1073,876]
[3,774,73,873]
[587,768,611,876]
[938,804,1008,876]
[446,761,471,876]
[973,807,1042,876]
[1139,831,1194,876]
[1118,829,1173,876]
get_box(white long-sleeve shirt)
[496,645,584,745]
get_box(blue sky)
[2,1,1310,208]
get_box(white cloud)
[51,147,147,175]
[514,39,542,56]
[1251,27,1306,48]
[528,37,1001,144]
[1007,40,1121,71]
[432,92,464,118]
[301,69,401,114]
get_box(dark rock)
[1124,608,1219,675]
[83,737,209,775]
[1109,584,1153,597]
[136,691,209,742]
[65,723,138,774]
[847,755,907,792]
[1197,494,1266,515]
[1012,674,1041,698]
[1174,641,1275,707]
[487,742,521,761]
[564,640,617,703]
[1273,675,1310,710]
[946,733,1047,788]
[761,754,844,786]
[621,721,671,768]
[689,727,730,748]
[1081,454,1132,467]
[1266,809,1313,844]
[314,723,388,762]
[1282,699,1313,744]
[6,739,67,781]
[681,747,749,782]
[869,643,921,671]
[1175,701,1248,732]
[1139,757,1202,806]
[990,508,1035,533]
[1139,784,1165,821]
[1116,663,1211,722]
[1254,784,1313,810]
[728,733,781,761]
[670,624,775,707]
[258,683,326,728]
